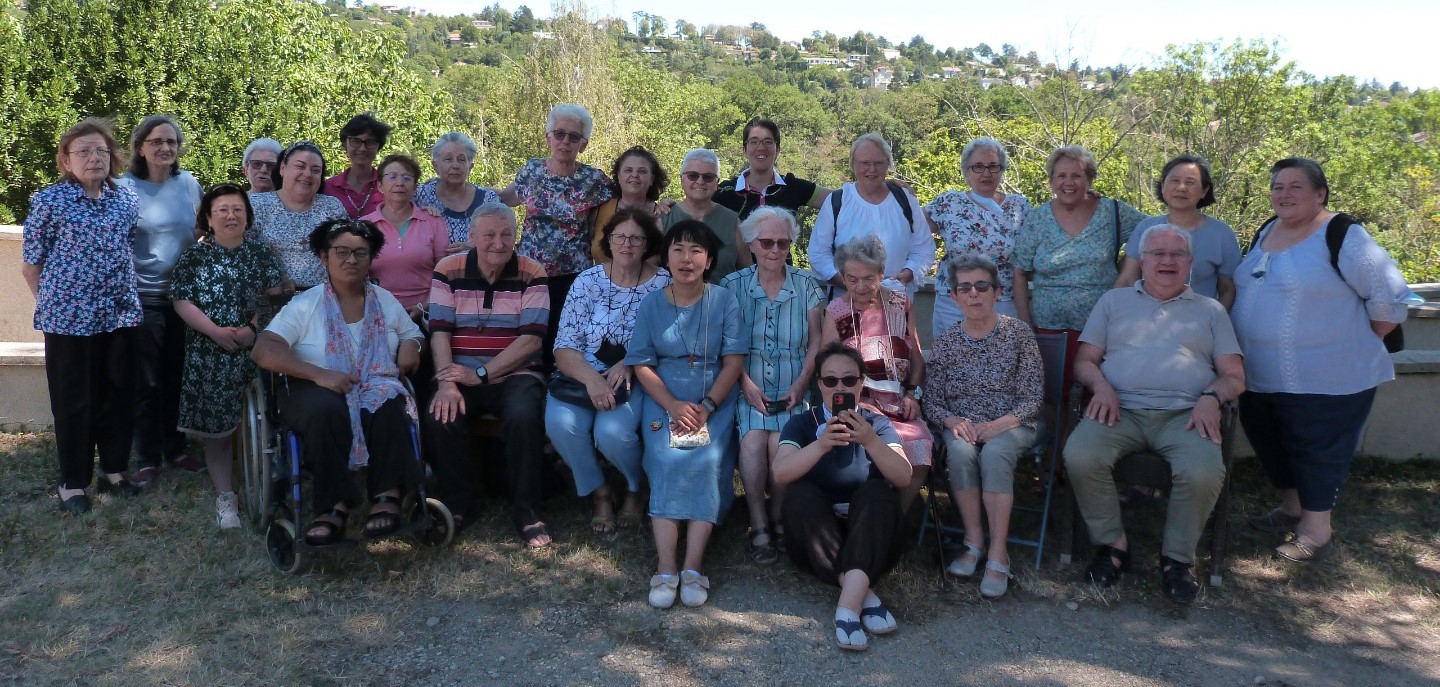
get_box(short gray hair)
[850,132,893,169]
[945,252,1000,288]
[431,131,477,161]
[833,234,887,275]
[1137,223,1193,255]
[681,148,720,173]
[1046,144,1098,180]
[740,207,799,244]
[469,201,518,231]
[547,103,594,139]
[243,137,282,165]
[961,137,1008,171]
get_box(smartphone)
[830,392,857,430]
[764,399,791,415]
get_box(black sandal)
[304,508,349,546]
[1083,544,1132,587]
[365,495,402,539]
[749,528,779,565]
[1159,555,1198,604]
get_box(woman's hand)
[668,400,707,435]
[314,369,360,395]
[818,416,853,450]
[739,375,770,414]
[657,199,677,216]
[429,383,466,423]
[945,416,978,443]
[208,327,241,352]
[444,241,472,254]
[900,396,921,421]
[839,409,878,445]
[397,341,421,377]
[231,326,256,349]
[783,379,808,410]
[603,364,631,392]
[406,304,427,322]
[974,419,1010,443]
[421,205,443,217]
[586,376,617,412]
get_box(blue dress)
[625,285,748,522]
[720,265,825,434]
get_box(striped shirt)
[429,251,549,379]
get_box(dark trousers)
[782,479,906,586]
[542,272,578,374]
[45,329,137,489]
[1240,388,1377,512]
[132,300,186,467]
[277,378,420,513]
[424,374,546,524]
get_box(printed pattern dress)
[413,179,503,245]
[512,158,613,276]
[170,239,284,436]
[720,265,826,434]
[926,190,1031,297]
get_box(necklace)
[669,285,709,368]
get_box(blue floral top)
[513,158,613,276]
[22,180,143,336]
[1013,199,1145,330]
[413,179,502,245]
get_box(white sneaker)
[679,569,710,607]
[648,574,678,608]
[216,492,241,530]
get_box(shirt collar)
[62,177,119,200]
[734,168,788,192]
[1135,280,1194,303]
[746,267,796,304]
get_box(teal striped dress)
[721,265,827,434]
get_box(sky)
[406,0,1437,89]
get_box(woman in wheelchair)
[251,218,425,545]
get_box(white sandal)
[946,543,984,577]
[980,559,1013,598]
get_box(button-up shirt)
[22,179,144,335]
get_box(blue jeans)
[544,390,645,496]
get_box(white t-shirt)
[265,285,422,370]
[807,182,936,292]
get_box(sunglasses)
[818,375,862,388]
[755,238,792,251]
[683,171,718,183]
[549,130,585,143]
[953,280,994,293]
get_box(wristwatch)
[1199,389,1220,403]
[700,396,717,413]
[905,385,923,401]
[475,366,490,385]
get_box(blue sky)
[407,0,1435,89]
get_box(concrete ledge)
[0,342,51,431]
[0,342,43,365]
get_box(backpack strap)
[1324,212,1359,277]
[1247,216,1279,253]
[886,181,915,231]
[1111,198,1121,271]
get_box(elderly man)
[241,138,281,192]
[1063,224,1245,604]
[425,202,553,548]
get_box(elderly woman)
[663,149,749,283]
[589,146,667,262]
[922,253,1043,598]
[546,209,670,534]
[625,220,747,609]
[774,343,911,651]
[414,131,502,252]
[820,235,932,511]
[1233,157,1409,563]
[1116,154,1241,309]
[1013,145,1145,346]
[719,207,825,564]
[926,137,1032,335]
[242,138,282,193]
[324,113,391,219]
[713,117,831,220]
[252,218,425,545]
[22,118,144,513]
[250,141,348,290]
[809,132,935,299]
[361,154,450,318]
[170,184,283,527]
[119,115,205,485]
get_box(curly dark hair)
[609,146,668,202]
[309,218,385,258]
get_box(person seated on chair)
[773,342,912,651]
[251,218,425,545]
[424,202,552,548]
[921,252,1043,598]
[1062,224,1245,604]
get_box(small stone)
[426,616,440,628]
[1065,602,1079,611]
[1254,677,1267,686]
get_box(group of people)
[21,103,1410,652]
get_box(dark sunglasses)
[549,130,585,143]
[953,280,994,294]
[818,375,862,388]
[682,171,718,183]
[756,238,792,250]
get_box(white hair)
[1137,223,1194,254]
[470,201,517,230]
[243,138,282,165]
[547,103,594,139]
[681,148,720,172]
[834,234,888,275]
[961,137,1008,171]
[431,131,477,160]
[740,207,799,244]
[850,132,894,169]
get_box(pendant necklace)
[669,285,708,368]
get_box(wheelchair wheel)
[408,497,455,548]
[239,377,273,532]
[266,519,310,574]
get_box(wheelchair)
[236,370,455,573]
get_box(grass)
[1,432,1438,685]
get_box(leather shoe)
[96,477,139,498]
[1159,555,1199,604]
[59,491,92,514]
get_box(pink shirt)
[363,205,450,309]
[323,168,384,219]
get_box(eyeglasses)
[246,159,276,171]
[854,161,889,171]
[344,137,382,151]
[330,246,372,262]
[610,234,646,246]
[682,171,718,183]
[382,173,415,183]
[819,375,862,388]
[755,238,792,251]
[1144,250,1191,261]
[144,137,179,149]
[953,280,994,293]
[745,138,777,149]
[68,147,112,159]
[967,164,1003,175]
[549,130,586,143]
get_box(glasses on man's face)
[683,171,718,183]
[382,173,415,184]
[967,164,1003,175]
[69,148,111,160]
[330,246,372,262]
[246,159,276,172]
[745,138,777,149]
[144,137,179,149]
[1144,250,1191,261]
[756,238,791,251]
[953,280,993,294]
[610,234,646,246]
[819,375,862,388]
[345,137,381,151]
[549,130,585,144]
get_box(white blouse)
[807,182,936,296]
[265,285,423,371]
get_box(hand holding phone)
[764,399,791,415]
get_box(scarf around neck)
[321,281,416,469]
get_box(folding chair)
[918,331,1074,575]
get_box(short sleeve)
[265,289,316,346]
[1215,220,1242,278]
[20,191,56,265]
[379,288,423,343]
[778,410,816,449]
[623,292,659,367]
[1209,303,1243,358]
[807,190,840,281]
[1012,207,1042,272]
[1336,224,1410,324]
[259,245,284,289]
[1126,216,1162,258]
[169,246,203,302]
[869,413,902,446]
[1117,201,1146,245]
[555,269,596,352]
[1077,291,1112,349]
[718,287,749,356]
[803,272,826,312]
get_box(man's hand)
[1085,383,1121,427]
[1186,394,1223,444]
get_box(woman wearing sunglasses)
[662,148,749,284]
[921,253,1043,597]
[773,342,912,651]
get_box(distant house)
[881,48,900,61]
[805,57,843,67]
[640,46,665,56]
[978,77,1001,89]
[703,34,717,42]
[470,20,494,30]
[871,66,894,90]
[941,66,964,80]
[532,31,555,40]
[1011,76,1028,87]
[447,31,461,46]
[672,30,690,41]
[847,53,868,64]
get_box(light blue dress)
[625,285,748,522]
[720,265,825,435]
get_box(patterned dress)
[413,179,503,245]
[827,291,933,466]
[248,191,347,288]
[1012,199,1145,331]
[170,239,283,436]
[926,190,1031,298]
[721,265,826,434]
[512,158,613,276]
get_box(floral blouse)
[926,190,1031,298]
[1013,199,1145,330]
[921,315,1043,429]
[22,180,143,336]
[413,179,502,245]
[248,191,348,288]
[554,264,671,374]
[513,158,613,276]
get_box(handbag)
[548,372,630,410]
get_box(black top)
[779,407,900,504]
[713,171,820,221]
